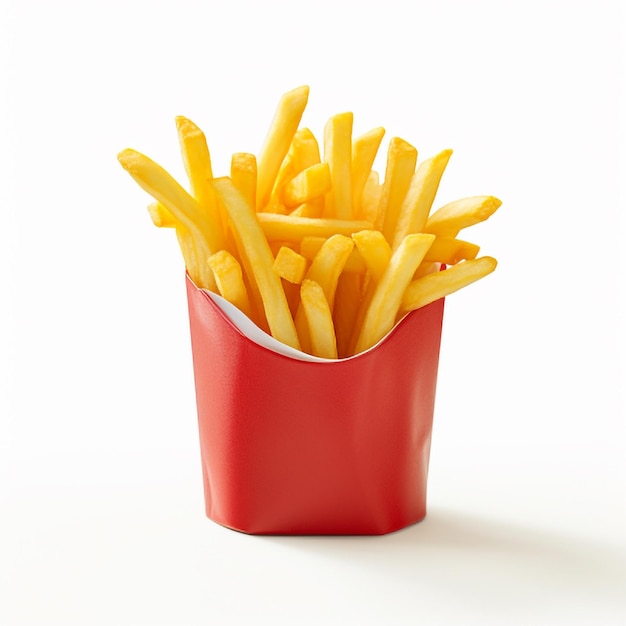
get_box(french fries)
[118,86,502,358]
[300,279,338,359]
[208,250,252,320]
[354,233,436,354]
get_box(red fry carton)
[186,275,445,535]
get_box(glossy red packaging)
[186,275,445,535]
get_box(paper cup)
[186,274,445,535]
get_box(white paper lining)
[207,291,334,362]
[206,290,412,362]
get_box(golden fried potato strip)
[323,112,353,219]
[258,213,372,244]
[208,250,253,320]
[282,162,331,208]
[391,149,453,250]
[425,196,502,238]
[377,137,418,241]
[354,233,435,354]
[256,86,310,211]
[300,279,338,359]
[273,246,308,284]
[400,256,497,316]
[351,127,385,217]
[117,148,216,290]
[230,152,257,211]
[294,234,354,354]
[211,177,300,349]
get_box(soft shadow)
[263,508,626,614]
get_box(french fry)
[400,256,497,315]
[282,162,331,208]
[256,85,310,211]
[230,152,257,211]
[300,279,338,359]
[263,160,292,214]
[323,112,353,219]
[273,246,308,284]
[391,149,453,250]
[425,196,502,238]
[211,177,301,350]
[290,127,321,173]
[351,127,385,216]
[117,148,216,290]
[289,199,324,218]
[147,202,176,228]
[377,137,418,242]
[294,234,354,354]
[354,233,435,354]
[333,272,363,358]
[257,213,373,244]
[208,250,252,320]
[176,117,229,254]
[359,170,382,223]
[413,261,442,280]
[351,230,392,283]
[120,86,502,358]
[300,236,365,274]
[176,116,214,202]
[299,235,354,313]
[423,237,480,265]
[266,128,323,214]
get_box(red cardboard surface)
[186,275,445,535]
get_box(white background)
[1,1,625,624]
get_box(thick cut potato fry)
[147,202,176,228]
[117,148,216,290]
[299,235,354,311]
[354,233,435,354]
[289,198,324,218]
[120,86,502,358]
[414,261,442,280]
[351,127,385,216]
[359,170,382,223]
[256,85,310,211]
[290,127,321,172]
[294,234,354,354]
[208,250,252,320]
[400,256,497,315]
[176,116,214,201]
[391,149,453,250]
[300,279,338,359]
[282,162,331,208]
[351,230,392,283]
[273,246,308,284]
[300,236,365,274]
[423,237,480,265]
[323,112,353,219]
[266,128,323,214]
[211,177,300,350]
[119,149,203,229]
[377,137,418,241]
[230,153,257,211]
[176,117,228,253]
[425,196,502,238]
[257,213,373,244]
[264,159,295,214]
[333,272,363,358]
